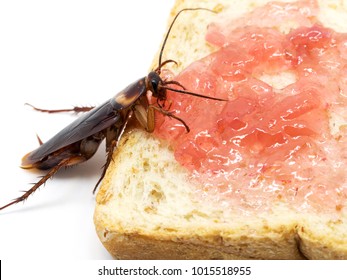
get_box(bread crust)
[94,0,347,259]
[94,230,303,260]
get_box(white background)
[0,0,174,259]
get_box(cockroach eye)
[151,79,159,92]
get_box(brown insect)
[1,8,224,211]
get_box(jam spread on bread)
[155,0,347,212]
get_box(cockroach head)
[146,8,226,104]
[146,71,166,101]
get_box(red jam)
[155,0,347,213]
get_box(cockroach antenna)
[157,8,216,74]
[155,8,227,102]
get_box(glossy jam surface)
[155,1,347,213]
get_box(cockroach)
[0,8,225,211]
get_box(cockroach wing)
[23,99,120,165]
[23,77,147,165]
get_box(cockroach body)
[0,8,224,211]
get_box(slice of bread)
[94,0,347,259]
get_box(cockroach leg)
[92,111,132,194]
[25,103,95,114]
[0,157,76,211]
[92,140,117,194]
[149,105,190,132]
[163,80,186,90]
